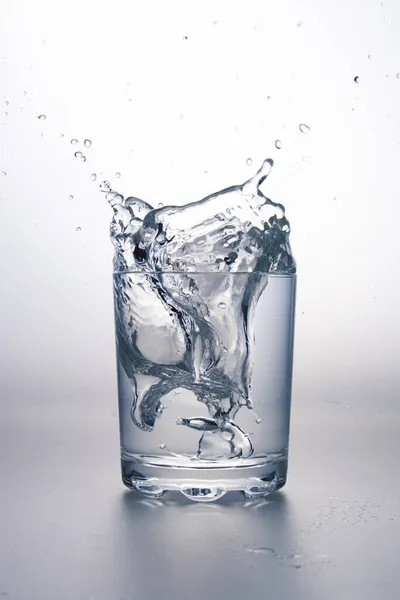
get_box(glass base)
[121,454,288,502]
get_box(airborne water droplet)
[37,114,47,120]
[76,227,81,232]
[100,180,111,192]
[275,139,282,149]
[81,156,86,162]
[90,173,97,181]
[115,172,121,178]
[1,171,7,176]
[397,73,400,79]
[158,202,164,208]
[246,158,253,166]
[218,302,226,309]
[71,139,78,145]
[159,443,166,450]
[299,123,310,133]
[84,139,92,148]
[354,76,360,84]
[68,195,74,200]
[74,152,82,159]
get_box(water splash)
[107,160,295,460]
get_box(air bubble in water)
[299,123,310,134]
[100,181,111,192]
[90,173,97,181]
[37,114,47,120]
[115,172,121,178]
[275,139,282,149]
[218,302,226,309]
[68,195,74,200]
[76,227,81,232]
[159,443,166,450]
[354,76,360,84]
[246,158,253,166]
[71,139,78,145]
[84,139,92,148]
[1,171,6,176]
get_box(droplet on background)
[84,139,92,148]
[275,139,282,149]
[81,156,86,162]
[68,195,74,200]
[90,173,97,181]
[158,202,164,208]
[255,418,262,424]
[4,100,9,106]
[246,158,253,166]
[299,123,310,133]
[397,73,400,79]
[74,151,82,158]
[297,21,304,27]
[368,54,372,59]
[159,444,166,450]
[100,181,111,192]
[115,172,121,178]
[218,302,226,309]
[37,114,47,120]
[71,139,78,145]
[76,227,81,232]
[1,171,6,176]
[354,76,360,83]
[183,35,188,40]
[60,133,64,138]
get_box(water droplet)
[301,156,310,162]
[90,173,97,181]
[81,156,86,162]
[76,227,81,232]
[226,208,231,215]
[174,390,181,395]
[180,114,184,119]
[1,171,7,176]
[183,35,188,40]
[397,73,400,79]
[354,76,359,84]
[115,172,121,178]
[37,114,47,120]
[267,96,271,100]
[4,112,8,117]
[218,302,226,309]
[84,139,92,148]
[297,21,304,27]
[255,418,262,424]
[368,54,372,59]
[158,202,164,208]
[275,139,282,149]
[299,123,310,133]
[159,443,166,450]
[100,181,111,192]
[60,133,64,138]
[68,195,74,200]
[74,151,82,158]
[246,158,253,166]
[4,100,9,106]
[204,170,208,175]
[71,139,78,145]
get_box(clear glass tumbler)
[114,271,296,502]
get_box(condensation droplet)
[1,171,7,176]
[255,418,262,424]
[299,123,310,133]
[37,114,47,120]
[246,158,253,166]
[68,195,74,200]
[71,139,78,145]
[84,139,92,148]
[90,173,97,181]
[354,76,359,84]
[115,172,121,178]
[74,151,82,158]
[76,227,81,232]
[81,156,86,162]
[100,181,111,192]
[218,302,226,309]
[275,139,282,149]
[159,443,166,450]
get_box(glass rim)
[113,270,297,277]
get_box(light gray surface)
[1,378,399,600]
